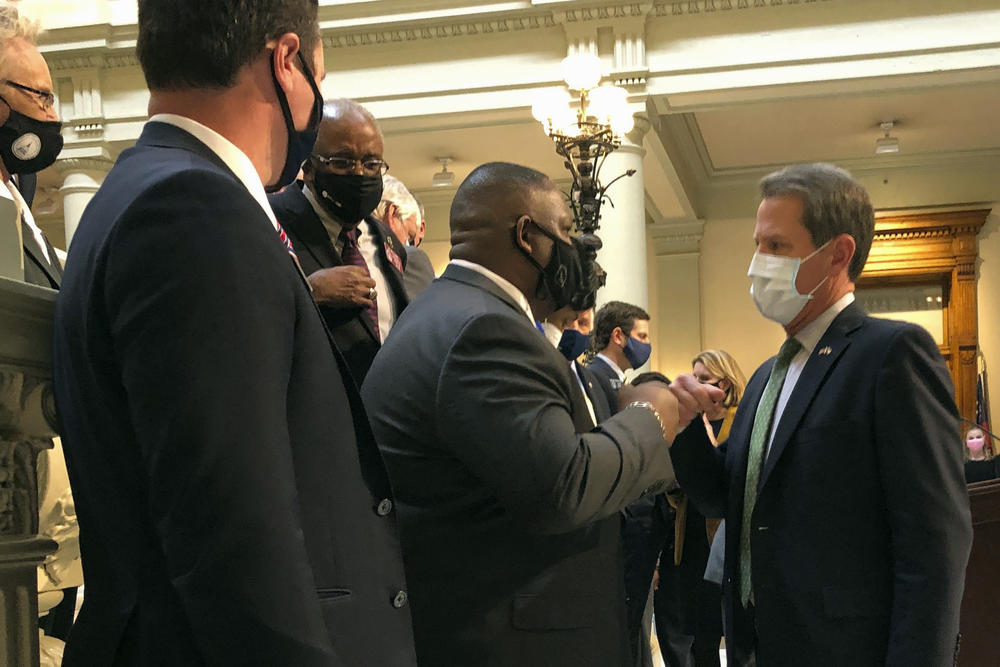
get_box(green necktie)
[739,336,803,607]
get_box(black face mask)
[514,220,583,310]
[311,170,384,225]
[265,50,323,194]
[0,98,63,174]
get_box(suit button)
[392,590,408,608]
[376,498,393,516]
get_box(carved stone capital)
[54,156,114,177]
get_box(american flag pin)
[818,346,832,356]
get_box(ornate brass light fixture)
[532,54,636,238]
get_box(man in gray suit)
[362,162,721,666]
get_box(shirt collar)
[792,291,855,354]
[449,259,535,323]
[596,352,626,382]
[148,113,277,230]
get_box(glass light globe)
[561,54,602,91]
[531,89,572,124]
[611,110,635,136]
[587,85,628,124]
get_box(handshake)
[617,375,725,443]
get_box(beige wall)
[976,205,1000,433]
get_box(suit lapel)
[758,303,865,492]
[729,364,772,492]
[21,219,61,288]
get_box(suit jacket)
[268,183,408,384]
[574,359,612,424]
[670,301,972,667]
[587,355,623,416]
[53,121,416,667]
[403,244,435,301]
[361,263,674,666]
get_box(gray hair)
[0,2,40,81]
[759,163,874,281]
[379,174,419,220]
[324,98,383,141]
[0,2,39,45]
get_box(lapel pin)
[818,346,832,356]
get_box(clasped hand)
[307,266,376,308]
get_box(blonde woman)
[656,349,746,667]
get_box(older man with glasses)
[269,97,410,383]
[0,4,63,288]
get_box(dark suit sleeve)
[435,313,674,534]
[104,172,339,666]
[666,419,729,519]
[873,325,972,666]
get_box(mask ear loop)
[512,217,553,301]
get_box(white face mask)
[747,241,830,325]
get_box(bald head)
[450,162,555,247]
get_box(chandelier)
[531,53,637,238]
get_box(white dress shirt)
[3,180,50,263]
[304,185,398,342]
[449,259,535,324]
[766,291,855,458]
[148,114,278,232]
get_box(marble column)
[57,158,112,247]
[0,277,59,667]
[595,114,650,310]
[648,221,706,379]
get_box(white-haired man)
[0,3,63,288]
[379,174,435,299]
[269,97,410,382]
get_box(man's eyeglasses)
[3,80,55,111]
[312,155,389,176]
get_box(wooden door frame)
[857,208,989,426]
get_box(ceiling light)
[875,120,899,154]
[432,157,454,187]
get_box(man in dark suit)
[588,300,652,415]
[0,9,64,288]
[269,98,408,383]
[53,3,416,664]
[668,163,972,666]
[362,162,721,666]
[587,301,668,666]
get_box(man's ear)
[513,216,533,254]
[831,233,856,277]
[270,32,302,96]
[611,326,625,346]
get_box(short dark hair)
[592,301,650,353]
[631,372,670,387]
[137,0,320,91]
[759,163,874,282]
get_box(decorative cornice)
[323,13,556,49]
[653,0,829,16]
[649,220,705,254]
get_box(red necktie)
[275,220,296,259]
[340,227,380,339]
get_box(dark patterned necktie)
[340,227,380,339]
[738,336,802,607]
